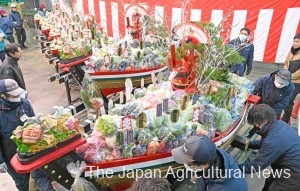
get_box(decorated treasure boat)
[20,2,260,191]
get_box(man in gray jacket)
[0,43,25,88]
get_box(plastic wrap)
[146,137,160,155]
[137,129,154,146]
[132,144,147,157]
[214,108,233,132]
[66,161,98,191]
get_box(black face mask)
[291,46,300,55]
[253,125,260,130]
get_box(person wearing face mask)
[227,27,254,76]
[239,104,300,191]
[0,79,55,191]
[281,34,300,123]
[0,43,27,98]
[171,134,248,191]
[253,69,295,118]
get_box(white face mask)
[184,163,207,173]
[9,97,21,102]
[239,34,248,42]
[274,80,286,88]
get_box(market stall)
[18,1,264,190]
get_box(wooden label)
[156,103,163,117]
[180,95,190,110]
[135,112,147,128]
[170,109,180,123]
[192,107,201,122]
[121,115,132,130]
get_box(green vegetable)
[81,89,93,109]
[214,108,232,132]
[203,67,230,83]
[116,130,125,146]
[95,116,117,136]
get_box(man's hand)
[246,70,251,75]
[0,162,7,173]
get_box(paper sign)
[156,103,163,117]
[120,91,124,104]
[192,107,201,122]
[163,98,168,112]
[192,94,198,105]
[108,99,114,111]
[151,71,156,85]
[126,87,131,102]
[100,106,106,116]
[126,130,134,144]
[121,115,132,130]
[20,114,28,122]
[141,78,144,88]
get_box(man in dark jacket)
[0,79,54,191]
[253,69,294,118]
[172,134,248,191]
[227,27,254,76]
[0,43,26,93]
[0,9,18,43]
[9,3,27,49]
[239,104,300,191]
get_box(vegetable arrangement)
[77,77,254,163]
[11,110,79,154]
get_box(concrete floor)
[0,45,294,190]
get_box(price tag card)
[156,103,163,117]
[126,87,131,102]
[192,107,201,122]
[121,115,132,130]
[135,112,147,128]
[170,109,180,123]
[120,91,124,104]
[192,94,198,105]
[163,98,168,112]
[126,130,134,144]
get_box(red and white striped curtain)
[73,0,300,63]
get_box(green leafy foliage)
[203,67,230,83]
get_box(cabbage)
[214,108,232,132]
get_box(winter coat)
[37,10,45,17]
[0,16,18,35]
[196,149,248,191]
[239,120,300,191]
[228,38,254,71]
[9,11,23,29]
[0,29,7,51]
[283,50,300,84]
[253,71,295,117]
[0,56,26,90]
[0,98,34,163]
